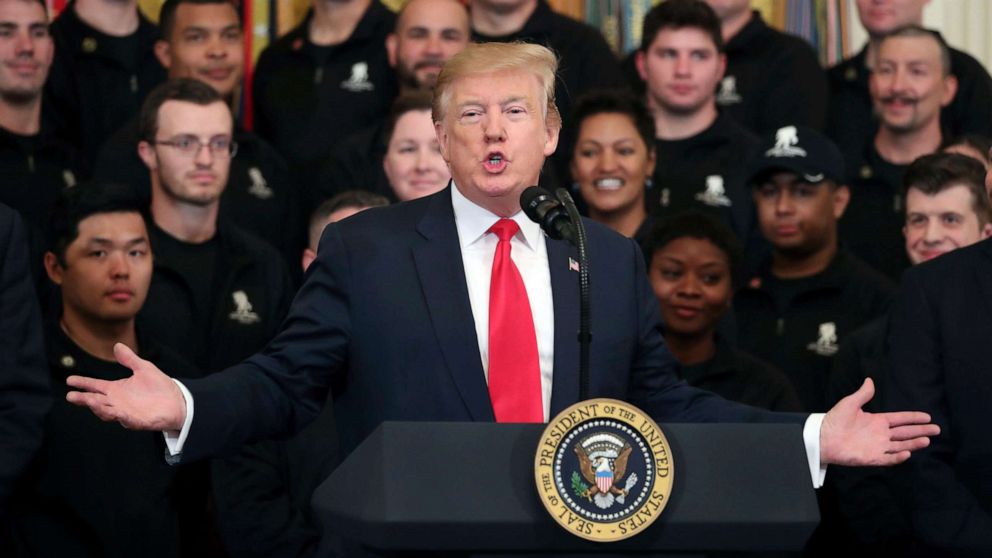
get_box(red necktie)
[487,218,543,423]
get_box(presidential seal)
[535,399,674,542]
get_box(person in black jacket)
[0,203,48,555]
[13,181,199,558]
[827,0,992,157]
[135,79,292,374]
[0,0,82,290]
[704,0,827,133]
[252,0,397,192]
[634,0,764,263]
[45,0,165,161]
[645,211,802,412]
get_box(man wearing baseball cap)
[732,125,897,554]
[733,125,894,414]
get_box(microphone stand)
[554,188,590,401]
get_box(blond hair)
[432,42,562,130]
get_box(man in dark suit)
[887,236,992,553]
[0,203,49,547]
[65,43,936,499]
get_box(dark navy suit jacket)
[179,188,797,464]
[887,237,992,552]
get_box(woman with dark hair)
[570,90,656,249]
[645,211,801,412]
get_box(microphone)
[520,186,576,245]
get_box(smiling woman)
[570,90,656,242]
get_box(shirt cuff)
[803,413,828,489]
[163,379,194,458]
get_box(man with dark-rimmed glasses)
[135,78,292,377]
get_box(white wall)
[846,0,992,70]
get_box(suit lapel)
[412,190,494,421]
[548,237,581,415]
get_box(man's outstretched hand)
[66,343,186,433]
[820,377,939,467]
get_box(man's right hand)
[66,343,187,433]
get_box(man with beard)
[840,26,958,281]
[318,0,469,204]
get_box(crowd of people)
[0,0,988,556]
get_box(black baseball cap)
[745,125,846,187]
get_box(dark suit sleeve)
[886,267,992,550]
[623,238,802,425]
[0,209,50,509]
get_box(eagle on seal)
[575,443,632,501]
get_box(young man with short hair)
[135,78,292,374]
[635,0,761,257]
[14,181,196,558]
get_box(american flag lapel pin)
[568,257,580,272]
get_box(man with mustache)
[826,0,992,158]
[95,0,302,272]
[318,0,469,204]
[840,26,958,281]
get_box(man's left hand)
[820,378,939,466]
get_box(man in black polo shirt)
[95,0,301,272]
[735,125,892,414]
[704,0,827,133]
[14,182,198,558]
[635,0,762,259]
[252,0,396,189]
[826,0,992,157]
[0,0,82,287]
[471,0,625,183]
[840,26,957,281]
[46,0,165,161]
[318,0,469,204]
[135,79,291,374]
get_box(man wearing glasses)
[136,78,293,378]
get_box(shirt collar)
[450,182,544,252]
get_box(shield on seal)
[596,468,613,494]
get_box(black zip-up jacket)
[251,2,396,185]
[733,249,893,412]
[46,1,165,160]
[718,11,828,133]
[139,222,293,374]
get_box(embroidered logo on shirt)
[62,169,77,188]
[807,322,839,356]
[341,62,374,92]
[716,76,742,105]
[229,291,261,324]
[765,126,807,158]
[694,175,732,207]
[247,167,274,199]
